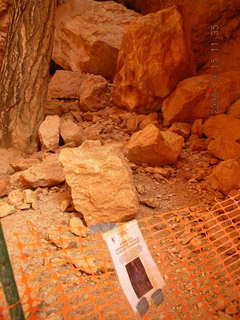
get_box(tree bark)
[0,0,56,153]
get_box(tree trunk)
[0,0,56,153]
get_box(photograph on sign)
[102,220,165,317]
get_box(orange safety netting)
[1,193,240,319]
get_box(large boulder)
[59,141,139,226]
[125,124,184,166]
[123,0,240,72]
[53,0,139,80]
[162,72,240,125]
[112,6,194,113]
[208,159,240,195]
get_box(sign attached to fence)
[102,220,165,317]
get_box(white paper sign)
[102,220,165,317]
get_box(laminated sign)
[102,220,165,317]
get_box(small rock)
[125,124,184,166]
[126,115,142,132]
[208,137,240,160]
[39,115,60,150]
[0,203,16,218]
[79,74,110,112]
[10,157,41,172]
[48,70,85,99]
[208,159,240,194]
[69,216,87,237]
[8,189,30,210]
[191,119,203,137]
[140,197,160,208]
[138,113,159,130]
[0,177,10,197]
[23,189,36,207]
[11,155,65,189]
[82,125,101,141]
[169,122,191,138]
[135,184,146,194]
[145,167,173,178]
[189,135,207,151]
[60,118,83,146]
[203,114,240,141]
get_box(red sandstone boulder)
[208,137,240,160]
[162,72,240,125]
[53,0,139,80]
[125,124,184,166]
[47,70,85,99]
[202,114,240,141]
[208,159,240,195]
[123,0,240,73]
[112,6,194,113]
[59,141,139,225]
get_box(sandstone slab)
[162,72,240,125]
[59,141,139,226]
[53,0,138,79]
[11,155,65,189]
[208,159,240,195]
[112,6,194,112]
[39,115,60,150]
[125,124,184,166]
[79,74,110,112]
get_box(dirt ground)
[0,107,239,319]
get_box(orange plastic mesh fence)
[1,193,240,319]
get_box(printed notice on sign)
[102,220,165,317]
